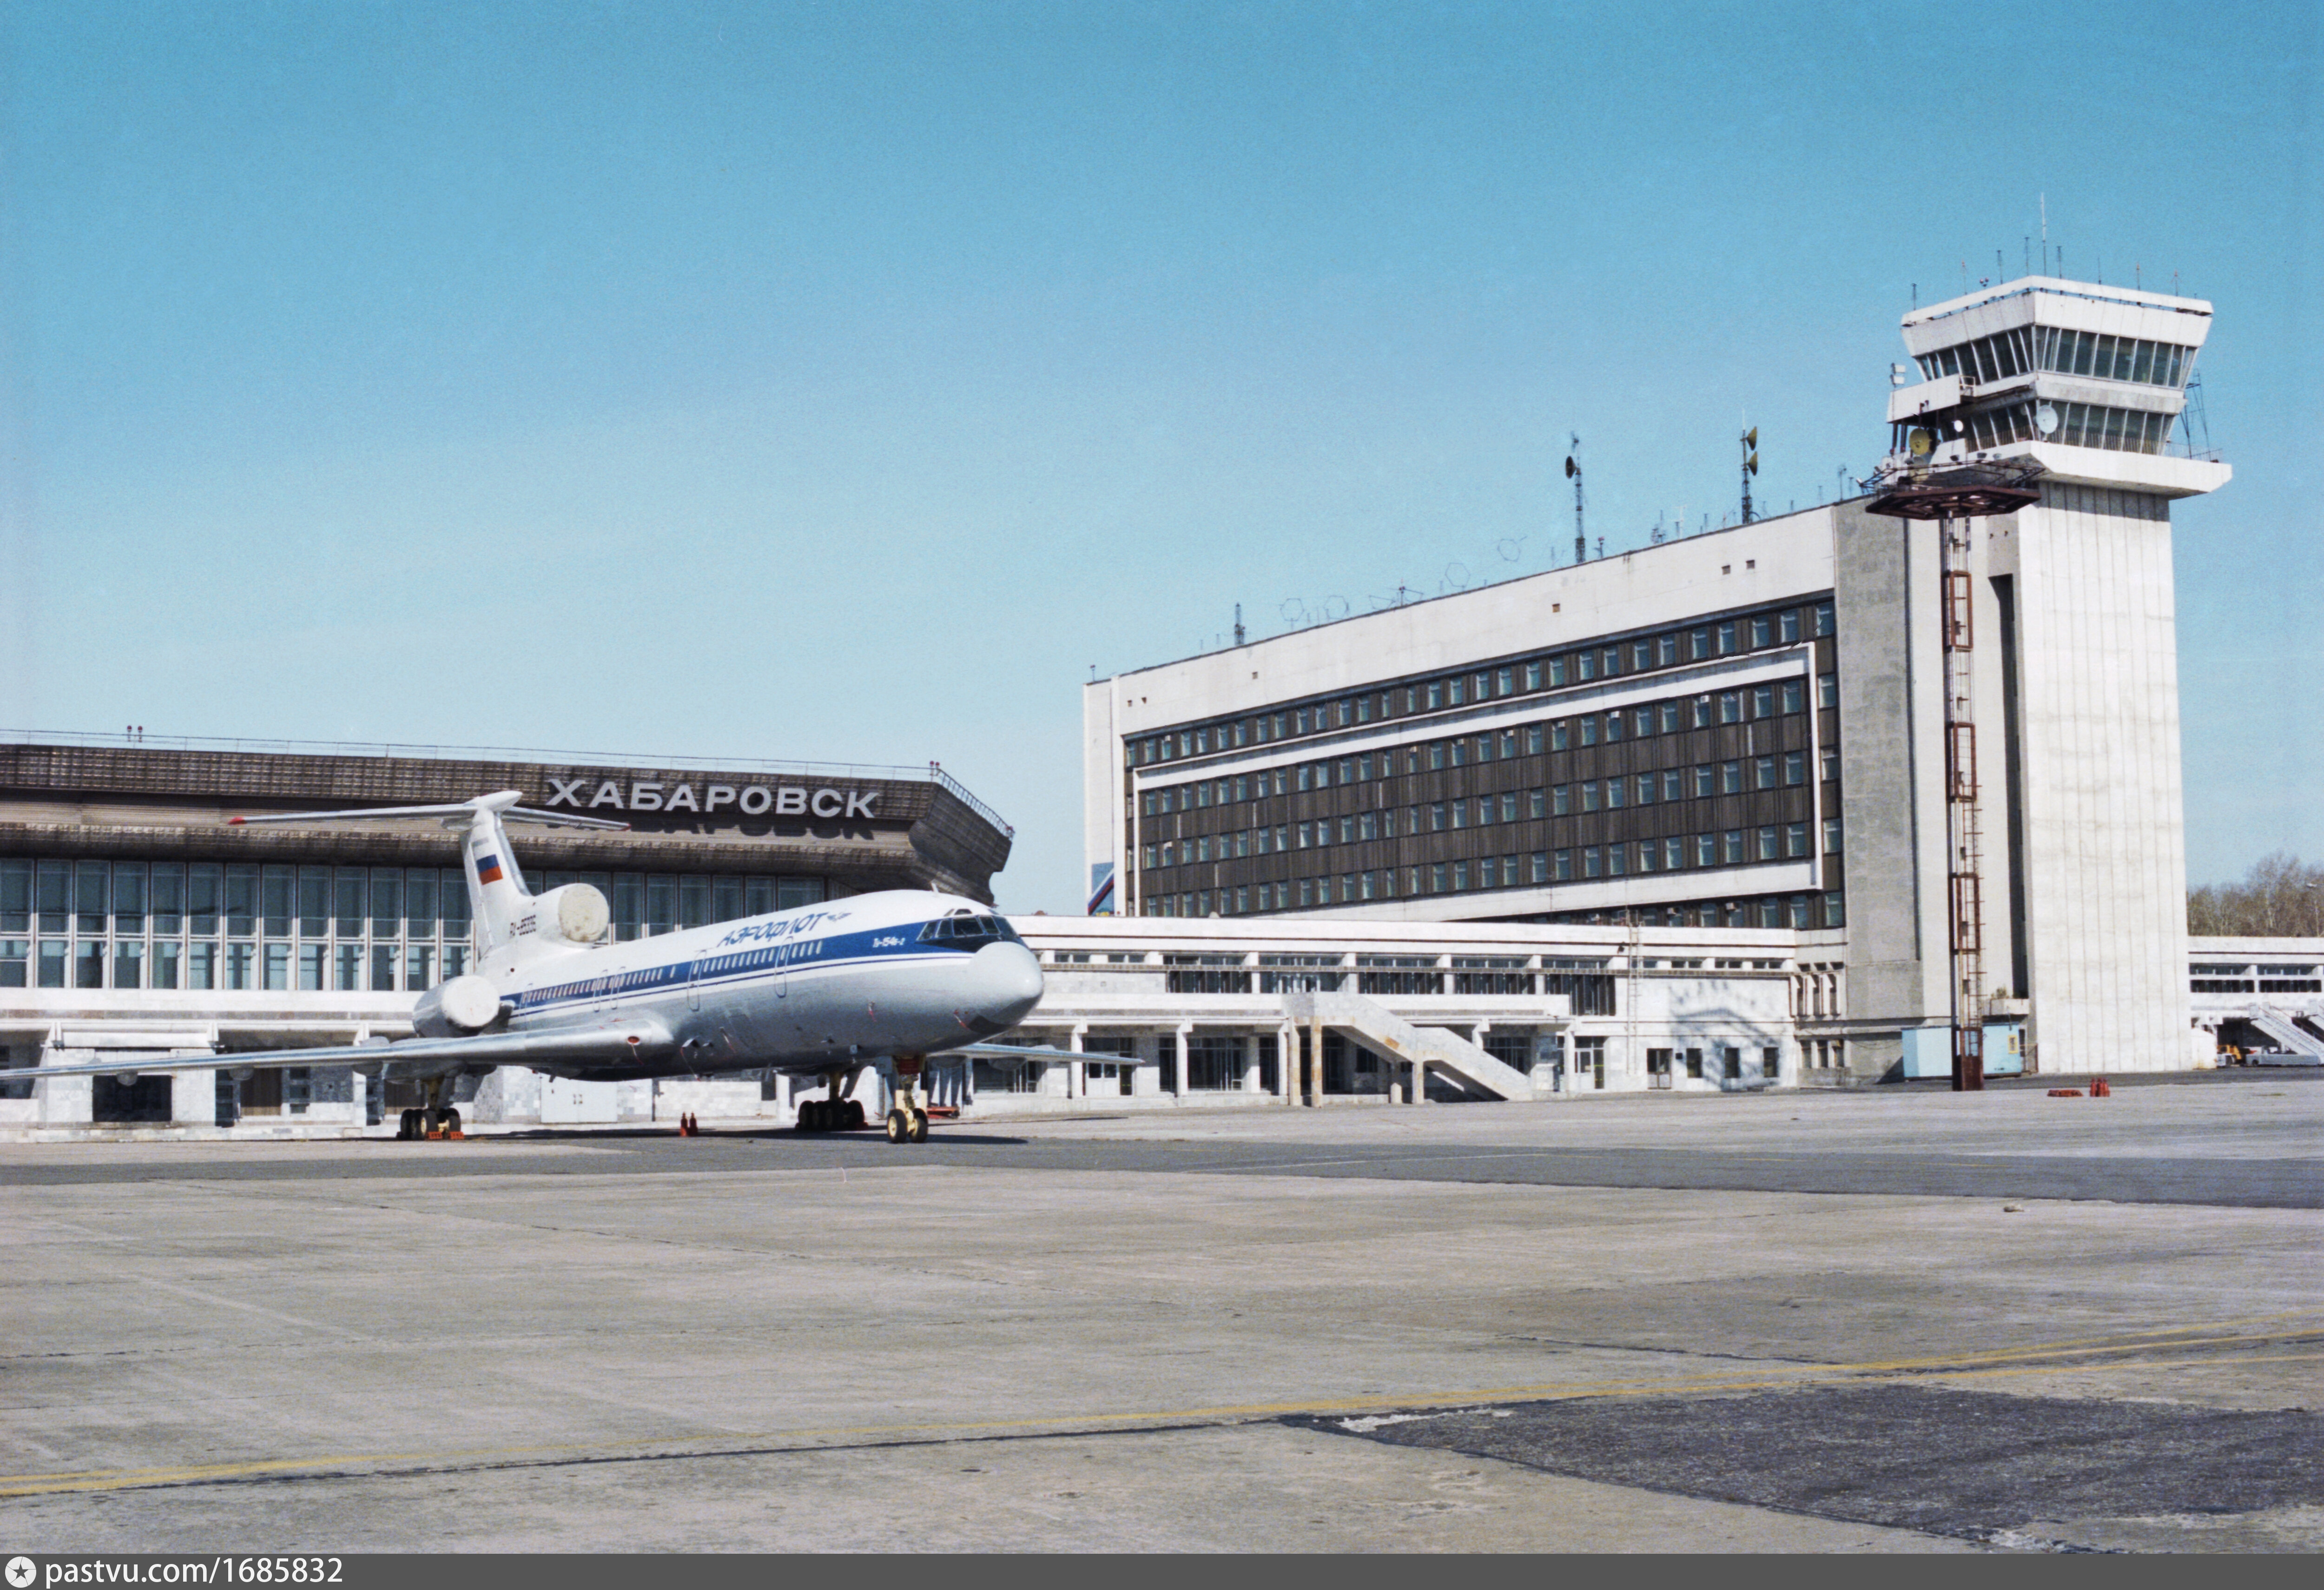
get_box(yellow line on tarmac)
[3,1312,2316,1498]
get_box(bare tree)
[2189,851,2324,937]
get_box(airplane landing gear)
[394,1079,463,1141]
[794,1090,865,1134]
[885,1057,930,1145]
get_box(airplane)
[16,791,1069,1144]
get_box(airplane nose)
[972,940,1044,1028]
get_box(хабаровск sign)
[541,775,881,819]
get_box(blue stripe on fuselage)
[507,919,980,1018]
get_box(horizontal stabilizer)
[933,1041,1099,1065]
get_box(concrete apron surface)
[0,1082,2317,1553]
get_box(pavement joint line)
[4,1319,2315,1499]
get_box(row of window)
[0,858,835,991]
[1915,325,2192,390]
[0,935,474,993]
[0,860,474,943]
[2191,971,2322,993]
[1129,602,1835,766]
[1145,822,1824,903]
[1944,400,2177,456]
[1145,882,1847,931]
[1158,956,1603,999]
[1553,900,1835,930]
[0,859,831,948]
[1140,679,1834,817]
[1147,788,1836,871]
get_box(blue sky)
[2,1,2315,910]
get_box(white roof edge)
[1903,275,2211,328]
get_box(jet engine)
[411,974,507,1038]
[531,883,611,945]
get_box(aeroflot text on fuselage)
[714,910,850,946]
[542,778,879,818]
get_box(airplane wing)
[12,1024,672,1081]
[931,1041,1109,1064]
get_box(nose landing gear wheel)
[886,1108,909,1143]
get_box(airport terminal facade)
[1085,277,2238,1080]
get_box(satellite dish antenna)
[1745,452,1759,475]
[1743,427,1758,449]
[1908,428,1936,458]
[1564,456,1578,478]
[2034,404,2060,438]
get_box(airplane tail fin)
[230,791,627,957]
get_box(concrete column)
[1069,1023,1088,1100]
[38,1062,92,1128]
[1275,1023,1297,1103]
[1242,1032,1261,1093]
[1172,1025,1189,1097]
[1306,1017,1322,1105]
[1410,1056,1425,1105]
[172,1065,218,1126]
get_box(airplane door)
[775,943,787,999]
[687,957,700,1011]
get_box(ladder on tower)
[1941,515,1986,1091]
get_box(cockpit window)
[917,912,1023,949]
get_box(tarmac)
[1,1073,2317,1553]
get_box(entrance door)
[1646,1048,1673,1089]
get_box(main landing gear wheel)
[796,1100,822,1133]
[397,1108,419,1141]
[846,1100,865,1131]
[910,1108,929,1144]
[885,1108,909,1144]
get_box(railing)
[925,765,1016,838]
[0,729,1014,838]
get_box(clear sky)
[2,1,2315,911]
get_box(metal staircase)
[1280,991,1536,1101]
[2247,1006,2324,1062]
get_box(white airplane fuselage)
[472,889,1044,1081]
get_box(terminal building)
[1084,277,2237,1081]
[0,736,1012,1132]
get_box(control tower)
[1877,277,2229,1075]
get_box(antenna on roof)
[1233,603,1246,647]
[1739,426,1759,524]
[1563,435,1585,564]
